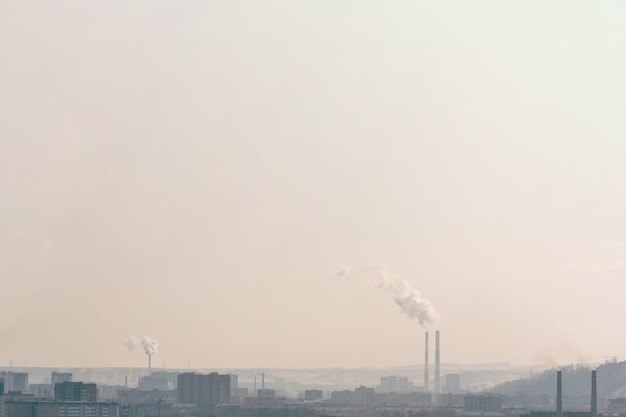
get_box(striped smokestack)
[434,330,440,396]
[591,369,597,417]
[557,370,563,417]
[424,332,429,392]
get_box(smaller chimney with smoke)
[126,336,159,375]
[140,337,158,375]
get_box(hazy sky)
[1,1,626,370]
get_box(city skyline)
[2,2,626,369]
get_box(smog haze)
[1,1,626,369]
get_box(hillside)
[490,361,626,398]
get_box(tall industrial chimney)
[591,370,597,417]
[424,332,429,392]
[148,354,152,376]
[557,370,563,417]
[434,330,440,397]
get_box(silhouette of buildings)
[330,386,375,406]
[176,372,230,406]
[608,398,626,414]
[1,373,29,394]
[464,393,504,412]
[137,372,177,391]
[240,396,287,408]
[54,382,97,402]
[3,401,118,417]
[50,374,72,386]
[443,373,461,394]
[0,378,5,417]
[304,390,322,401]
[378,376,414,393]
[257,389,275,398]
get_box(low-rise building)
[304,390,323,401]
[464,394,504,412]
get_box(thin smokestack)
[591,370,597,417]
[424,332,429,392]
[434,330,440,396]
[262,373,265,390]
[557,370,563,417]
[148,354,152,376]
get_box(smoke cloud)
[126,336,159,356]
[140,337,158,356]
[338,265,439,329]
[126,336,139,352]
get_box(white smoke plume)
[338,265,439,329]
[126,336,139,352]
[140,337,158,356]
[126,336,158,356]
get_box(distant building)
[330,386,375,406]
[51,374,72,386]
[524,412,593,417]
[0,379,5,417]
[257,389,275,398]
[304,390,323,401]
[1,373,29,394]
[438,393,464,407]
[229,375,238,401]
[240,397,287,408]
[374,391,432,406]
[608,398,626,414]
[330,390,353,405]
[354,386,375,406]
[1,393,34,401]
[137,372,177,391]
[504,393,550,409]
[443,374,461,394]
[378,376,414,393]
[58,402,118,417]
[176,372,230,406]
[227,375,248,404]
[116,389,176,405]
[54,382,97,402]
[3,401,118,417]
[119,402,179,417]
[28,384,54,400]
[96,385,123,402]
[464,394,504,412]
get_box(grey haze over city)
[2,0,626,381]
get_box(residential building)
[54,382,97,402]
[176,373,230,406]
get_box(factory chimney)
[424,332,429,392]
[148,354,152,376]
[557,370,563,417]
[434,330,440,397]
[591,370,597,417]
